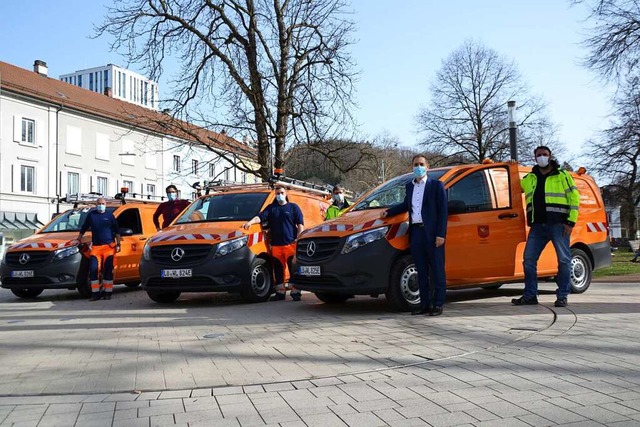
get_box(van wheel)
[146,290,181,303]
[76,276,92,298]
[315,292,351,304]
[11,288,44,299]
[124,282,140,288]
[241,258,272,303]
[570,248,592,293]
[386,255,420,312]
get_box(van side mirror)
[448,200,466,215]
[118,228,134,236]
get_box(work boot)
[269,292,286,301]
[554,298,568,307]
[290,292,302,302]
[511,295,538,305]
[89,292,102,301]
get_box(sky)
[0,0,613,163]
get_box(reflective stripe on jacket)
[521,167,579,226]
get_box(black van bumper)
[290,238,400,295]
[0,252,85,290]
[590,241,612,270]
[140,246,256,293]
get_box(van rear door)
[444,163,526,281]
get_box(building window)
[192,159,199,175]
[209,163,215,177]
[67,172,79,195]
[146,183,156,196]
[21,118,35,144]
[224,168,230,181]
[123,180,134,193]
[78,75,82,87]
[173,155,181,172]
[89,72,94,91]
[20,166,35,192]
[97,176,108,196]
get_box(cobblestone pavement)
[0,280,639,426]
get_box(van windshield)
[41,207,117,233]
[175,192,269,224]
[352,170,448,211]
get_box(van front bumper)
[0,252,85,290]
[290,238,400,295]
[140,246,256,293]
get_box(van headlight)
[143,241,152,261]
[52,245,80,261]
[341,226,389,254]
[214,236,248,258]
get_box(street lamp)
[507,100,517,161]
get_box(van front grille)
[296,237,342,263]
[4,251,51,267]
[150,244,213,265]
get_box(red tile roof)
[0,60,255,158]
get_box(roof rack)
[196,172,331,198]
[59,189,162,208]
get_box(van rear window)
[175,193,269,223]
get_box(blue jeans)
[523,223,571,300]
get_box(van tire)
[386,255,420,312]
[76,276,92,298]
[315,292,351,304]
[124,282,141,288]
[11,288,44,299]
[147,290,181,303]
[570,248,592,294]
[241,258,272,303]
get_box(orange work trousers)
[270,243,297,293]
[89,243,117,293]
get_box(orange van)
[291,162,611,311]
[139,181,330,303]
[0,195,159,299]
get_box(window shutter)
[13,116,21,142]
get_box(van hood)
[301,209,389,237]
[148,221,247,244]
[7,232,79,251]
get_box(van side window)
[448,170,494,213]
[116,208,143,234]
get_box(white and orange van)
[0,194,159,299]
[291,162,611,311]
[139,181,330,303]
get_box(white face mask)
[276,194,286,204]
[536,155,550,168]
[333,193,344,203]
[96,204,106,213]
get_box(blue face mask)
[413,166,427,179]
[167,193,177,201]
[276,194,286,204]
[97,204,106,213]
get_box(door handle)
[498,213,518,219]
[139,237,147,240]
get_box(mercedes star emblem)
[306,241,316,257]
[19,253,30,265]
[170,247,185,262]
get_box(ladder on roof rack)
[198,175,331,197]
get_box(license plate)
[161,269,192,278]
[11,270,34,278]
[298,266,321,276]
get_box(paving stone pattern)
[0,282,639,426]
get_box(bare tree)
[415,40,563,163]
[575,0,640,81]
[97,0,357,180]
[585,73,640,237]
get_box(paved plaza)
[0,278,639,426]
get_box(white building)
[59,63,160,110]
[0,59,257,255]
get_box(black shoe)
[554,298,568,307]
[89,293,102,301]
[511,296,538,305]
[411,307,430,315]
[269,293,286,301]
[104,293,112,300]
[291,293,302,301]
[430,306,443,316]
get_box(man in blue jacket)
[382,155,448,315]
